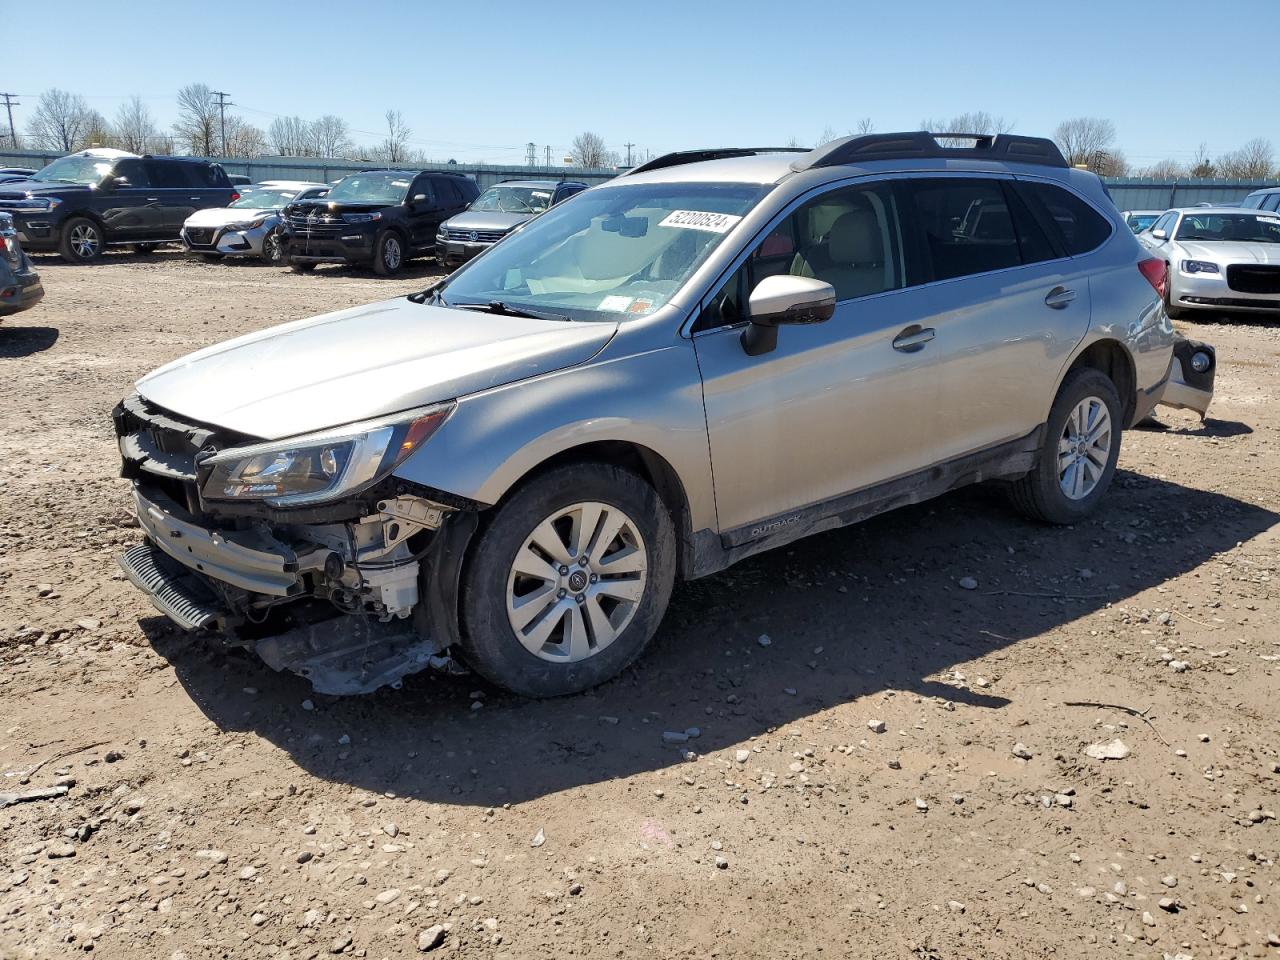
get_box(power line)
[0,94,18,148]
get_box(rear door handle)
[892,325,935,352]
[1045,286,1076,309]
[190,196,203,201]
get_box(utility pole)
[526,141,536,166]
[212,90,232,156]
[624,142,635,166]
[0,93,18,149]
[544,145,551,168]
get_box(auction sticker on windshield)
[660,210,743,233]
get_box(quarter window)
[1015,181,1112,256]
[906,179,1021,281]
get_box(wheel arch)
[1062,338,1138,426]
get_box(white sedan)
[1140,207,1280,318]
[182,181,328,265]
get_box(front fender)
[392,342,717,533]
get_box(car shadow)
[1136,416,1252,438]
[0,324,59,356]
[143,469,1277,807]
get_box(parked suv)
[436,179,587,268]
[0,212,44,318]
[1241,187,1280,212]
[0,150,237,262]
[283,169,478,275]
[115,132,1199,699]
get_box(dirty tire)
[459,463,676,698]
[373,231,404,276]
[58,217,105,263]
[1009,367,1122,525]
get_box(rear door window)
[904,179,1021,281]
[114,159,151,187]
[145,161,188,188]
[1014,181,1113,255]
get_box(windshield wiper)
[452,300,569,322]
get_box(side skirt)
[687,428,1042,579]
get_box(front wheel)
[459,464,677,697]
[261,228,287,266]
[58,217,105,263]
[372,231,404,276]
[1008,367,1122,525]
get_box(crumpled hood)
[442,210,530,234]
[136,298,618,439]
[1178,240,1280,265]
[184,206,276,228]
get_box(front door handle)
[892,325,936,352]
[145,197,160,202]
[1045,286,1076,309]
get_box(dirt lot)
[1,251,1278,960]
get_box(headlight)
[1181,259,1219,274]
[199,402,453,507]
[225,215,271,231]
[342,212,381,223]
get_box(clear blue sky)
[3,0,1277,165]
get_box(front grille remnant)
[118,542,224,630]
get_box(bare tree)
[1140,158,1188,180]
[81,110,114,150]
[1217,138,1275,179]
[1093,148,1128,177]
[223,116,266,158]
[173,83,220,156]
[817,125,838,146]
[114,96,156,154]
[1053,117,1117,170]
[922,112,1013,146]
[309,115,351,158]
[25,88,96,151]
[570,131,615,168]
[1189,143,1215,178]
[380,110,412,164]
[854,117,875,135]
[269,115,312,156]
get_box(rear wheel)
[1008,367,1122,525]
[459,463,676,697]
[373,231,404,276]
[58,217,105,263]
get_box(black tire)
[290,260,316,273]
[1008,367,1123,525]
[1164,265,1191,320]
[458,463,677,697]
[372,231,405,276]
[58,217,105,263]
[131,243,157,255]
[261,228,287,266]
[200,253,223,264]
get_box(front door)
[693,179,944,535]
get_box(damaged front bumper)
[1156,336,1216,419]
[114,394,477,694]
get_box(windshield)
[1176,212,1280,244]
[324,173,412,204]
[440,182,769,320]
[230,188,299,209]
[1127,214,1159,233]
[471,184,555,214]
[32,155,115,185]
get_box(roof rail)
[792,131,1068,172]
[625,147,804,177]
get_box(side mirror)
[105,176,129,190]
[1151,228,1168,241]
[741,275,837,356]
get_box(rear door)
[403,174,441,252]
[896,175,1092,464]
[144,161,198,235]
[432,176,470,232]
[97,159,163,241]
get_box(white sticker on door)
[659,210,743,233]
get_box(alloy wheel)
[505,501,648,663]
[383,236,402,271]
[70,223,101,259]
[1058,396,1112,500]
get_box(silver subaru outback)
[114,132,1207,698]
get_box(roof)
[494,179,586,188]
[1168,206,1269,215]
[621,152,805,186]
[252,180,328,190]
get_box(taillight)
[230,192,240,203]
[1138,257,1167,298]
[0,236,8,253]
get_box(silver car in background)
[115,131,1195,699]
[182,181,328,265]
[1120,209,1163,234]
[1140,206,1280,317]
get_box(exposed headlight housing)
[342,212,381,223]
[1181,259,1220,274]
[199,402,453,507]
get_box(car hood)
[442,210,532,234]
[1177,240,1280,265]
[184,207,277,227]
[135,298,618,439]
[285,198,391,217]
[0,181,91,200]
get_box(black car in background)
[283,169,478,276]
[0,212,44,318]
[0,151,237,262]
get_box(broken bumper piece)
[1157,337,1215,419]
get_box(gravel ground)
[1,250,1278,960]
